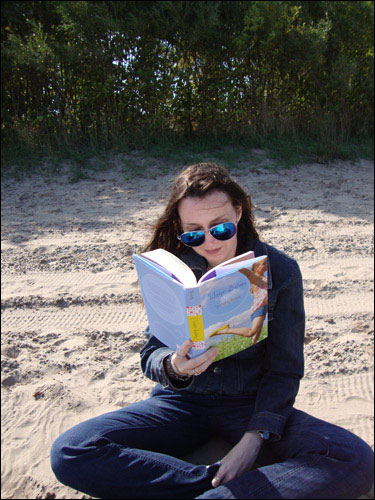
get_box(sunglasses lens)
[179,222,236,247]
[180,231,205,247]
[210,222,236,241]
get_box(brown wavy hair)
[143,162,259,257]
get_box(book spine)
[185,288,205,349]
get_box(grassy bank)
[2,132,373,183]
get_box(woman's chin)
[204,249,225,266]
[197,242,237,267]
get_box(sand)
[1,155,374,499]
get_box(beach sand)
[1,155,374,499]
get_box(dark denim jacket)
[140,240,305,441]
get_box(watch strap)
[164,354,191,381]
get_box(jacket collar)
[180,239,273,289]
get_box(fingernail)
[206,461,219,471]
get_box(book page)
[218,250,255,267]
[140,249,197,287]
[134,257,191,350]
[200,258,259,283]
[143,260,184,284]
[198,250,256,284]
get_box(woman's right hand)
[171,340,218,377]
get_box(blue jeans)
[50,385,374,499]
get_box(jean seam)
[133,448,207,480]
[96,423,209,480]
[100,406,203,434]
[248,450,328,498]
[253,411,286,421]
[86,435,208,481]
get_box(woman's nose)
[203,231,217,246]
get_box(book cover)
[133,251,268,362]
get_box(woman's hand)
[212,431,263,487]
[171,340,218,377]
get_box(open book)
[133,249,268,362]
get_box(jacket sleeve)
[140,326,194,390]
[245,260,305,441]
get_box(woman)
[50,163,373,499]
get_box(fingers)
[192,350,218,375]
[184,347,218,376]
[191,347,219,375]
[212,463,235,488]
[212,473,221,487]
[171,352,191,376]
[211,432,260,488]
[172,346,218,377]
[176,339,193,357]
[212,474,221,488]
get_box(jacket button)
[213,366,221,375]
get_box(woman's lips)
[205,248,222,255]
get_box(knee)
[50,434,71,486]
[50,427,114,488]
[50,430,87,488]
[338,435,374,496]
[355,440,374,495]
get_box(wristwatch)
[258,430,270,441]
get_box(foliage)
[1,1,374,174]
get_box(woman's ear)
[176,216,183,234]
[236,206,243,222]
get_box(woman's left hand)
[212,431,263,488]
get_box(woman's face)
[178,190,241,268]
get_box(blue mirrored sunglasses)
[177,222,237,247]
